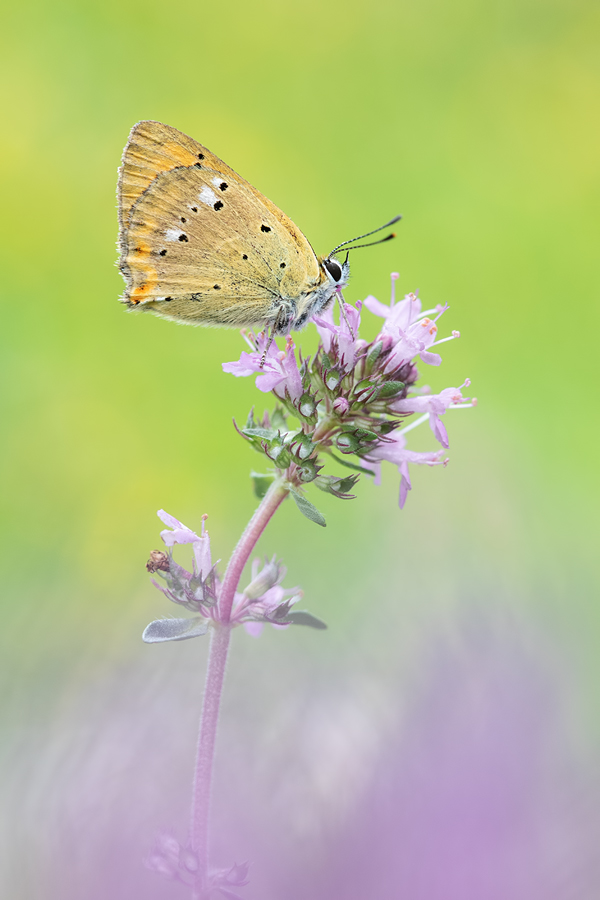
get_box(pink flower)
[157,509,212,579]
[392,381,473,449]
[223,332,303,401]
[231,556,302,636]
[313,300,361,371]
[363,432,448,508]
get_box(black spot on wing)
[261,224,271,233]
[179,234,188,242]
[214,200,224,211]
[159,249,167,256]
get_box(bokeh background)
[1,0,599,897]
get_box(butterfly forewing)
[118,121,321,329]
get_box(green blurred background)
[1,0,599,894]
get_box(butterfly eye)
[323,258,342,282]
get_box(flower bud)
[291,432,315,460]
[298,393,317,417]
[265,436,292,468]
[325,368,342,391]
[333,396,350,416]
[335,431,360,453]
[271,446,292,468]
[244,557,284,600]
[179,848,198,873]
[297,459,319,482]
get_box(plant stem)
[190,479,289,894]
[191,623,231,894]
[218,480,289,623]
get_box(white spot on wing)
[198,186,218,206]
[211,176,223,188]
[165,228,184,242]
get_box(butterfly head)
[321,253,350,289]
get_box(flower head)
[143,518,323,642]
[224,272,473,509]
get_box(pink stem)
[190,479,289,893]
[190,623,231,892]
[218,480,289,623]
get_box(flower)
[391,380,474,448]
[362,431,448,508]
[223,331,303,402]
[158,509,212,579]
[313,299,362,371]
[144,521,320,641]
[232,556,303,636]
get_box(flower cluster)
[223,274,475,510]
[143,510,325,644]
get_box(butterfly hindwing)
[118,121,322,329]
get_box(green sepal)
[250,471,276,499]
[280,611,328,629]
[352,378,376,397]
[289,489,327,527]
[315,473,360,498]
[365,340,384,370]
[354,427,380,443]
[375,380,405,399]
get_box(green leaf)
[270,406,288,430]
[290,489,327,527]
[242,426,277,440]
[250,471,275,499]
[142,616,209,643]
[281,611,328,629]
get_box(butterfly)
[117,121,399,335]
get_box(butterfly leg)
[259,327,276,369]
[259,302,295,368]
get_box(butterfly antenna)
[328,215,402,257]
